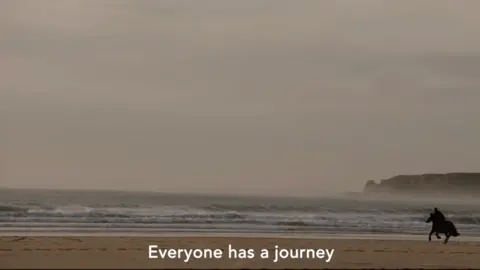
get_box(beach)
[1,236,479,269]
[2,189,480,268]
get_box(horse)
[426,213,460,244]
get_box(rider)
[433,207,446,221]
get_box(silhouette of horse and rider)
[426,207,459,244]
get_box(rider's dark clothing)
[434,209,446,221]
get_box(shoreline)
[2,231,480,242]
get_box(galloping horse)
[426,213,459,244]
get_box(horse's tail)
[447,221,460,237]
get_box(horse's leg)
[435,232,441,239]
[444,234,450,244]
[428,229,434,241]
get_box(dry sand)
[1,236,479,269]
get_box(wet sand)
[1,236,479,269]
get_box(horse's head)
[426,213,434,223]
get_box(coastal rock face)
[364,173,480,195]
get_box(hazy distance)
[2,1,480,196]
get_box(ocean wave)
[1,192,480,236]
[0,205,29,213]
[1,204,480,227]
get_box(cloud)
[2,1,480,194]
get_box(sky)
[2,0,480,196]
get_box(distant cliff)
[364,173,480,195]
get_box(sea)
[0,188,479,238]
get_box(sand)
[1,236,479,269]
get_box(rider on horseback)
[427,207,459,244]
[433,207,446,221]
[430,207,447,240]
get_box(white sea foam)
[1,188,479,236]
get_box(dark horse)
[426,213,459,244]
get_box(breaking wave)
[1,188,479,235]
[1,200,479,235]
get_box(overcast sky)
[2,0,480,196]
